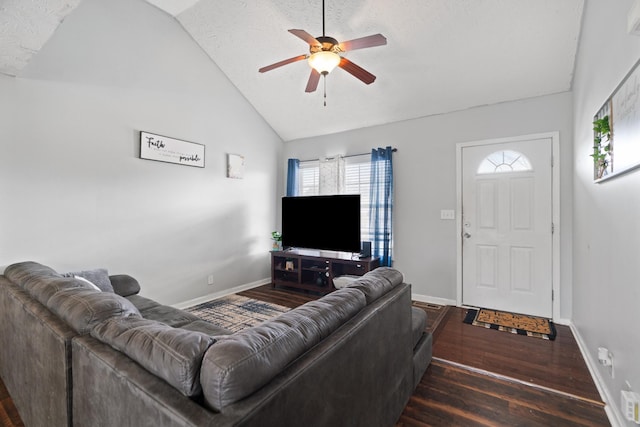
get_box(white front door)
[461,137,553,318]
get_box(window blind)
[298,154,372,244]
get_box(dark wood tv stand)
[270,249,380,295]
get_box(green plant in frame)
[592,115,611,179]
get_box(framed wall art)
[140,131,205,168]
[593,58,640,182]
[227,153,245,179]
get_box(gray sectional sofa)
[0,261,432,427]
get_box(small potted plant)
[271,231,282,251]
[592,115,611,179]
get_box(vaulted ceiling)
[0,0,584,141]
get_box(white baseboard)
[172,277,271,309]
[411,292,456,306]
[569,321,625,427]
[552,317,571,326]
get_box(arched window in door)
[477,150,532,174]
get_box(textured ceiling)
[1,0,584,141]
[0,0,82,76]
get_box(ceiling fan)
[258,0,387,99]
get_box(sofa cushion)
[126,294,159,312]
[109,274,141,297]
[201,321,303,412]
[141,305,200,327]
[367,267,404,287]
[180,320,234,336]
[92,317,216,397]
[200,287,366,411]
[411,307,427,349]
[28,276,96,306]
[62,268,114,293]
[413,332,433,388]
[4,261,61,288]
[275,287,366,342]
[346,267,404,304]
[127,295,200,327]
[48,289,141,334]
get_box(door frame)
[455,131,560,321]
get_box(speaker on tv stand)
[360,241,371,259]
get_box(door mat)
[186,294,290,333]
[463,308,556,340]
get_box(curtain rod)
[299,147,397,162]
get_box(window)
[345,155,372,244]
[298,155,372,244]
[477,150,532,174]
[299,160,319,196]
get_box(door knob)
[463,232,471,239]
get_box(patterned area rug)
[463,308,556,340]
[186,294,290,333]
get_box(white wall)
[572,0,640,424]
[0,0,283,305]
[283,92,574,317]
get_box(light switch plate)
[440,210,455,220]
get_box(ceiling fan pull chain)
[324,75,327,107]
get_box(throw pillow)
[73,275,102,292]
[62,268,114,293]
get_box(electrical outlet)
[598,347,614,377]
[207,275,214,286]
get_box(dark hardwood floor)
[0,377,22,427]
[397,360,608,426]
[0,284,609,426]
[431,306,603,404]
[244,285,610,426]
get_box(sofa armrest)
[109,275,141,297]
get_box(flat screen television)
[282,195,361,253]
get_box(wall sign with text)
[140,131,205,168]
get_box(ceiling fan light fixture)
[308,51,341,74]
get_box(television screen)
[282,195,361,253]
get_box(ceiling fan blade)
[289,29,321,47]
[339,34,387,51]
[338,58,376,85]
[259,54,307,73]
[305,69,321,93]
